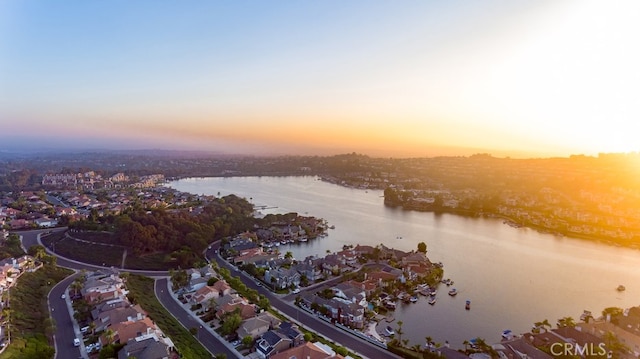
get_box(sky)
[1,0,639,158]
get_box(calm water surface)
[167,176,640,348]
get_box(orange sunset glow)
[1,0,639,157]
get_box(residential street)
[17,229,400,359]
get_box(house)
[103,317,158,346]
[190,280,231,307]
[236,312,281,340]
[216,299,256,321]
[264,267,301,290]
[577,321,640,358]
[401,251,430,266]
[34,217,57,228]
[343,279,377,297]
[255,330,293,358]
[189,277,208,292]
[335,249,359,267]
[118,334,172,359]
[332,282,368,307]
[494,337,553,359]
[301,295,365,329]
[276,322,304,346]
[93,304,146,332]
[293,260,322,283]
[270,341,345,359]
[320,254,349,276]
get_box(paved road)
[155,278,239,359]
[20,229,399,359]
[49,273,84,359]
[204,246,401,359]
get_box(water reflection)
[168,176,640,347]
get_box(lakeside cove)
[167,176,640,348]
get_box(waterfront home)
[304,295,366,329]
[335,248,359,267]
[332,282,368,307]
[320,254,350,276]
[401,251,430,266]
[233,248,278,266]
[577,321,640,358]
[353,244,376,257]
[494,337,552,359]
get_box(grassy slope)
[0,265,73,359]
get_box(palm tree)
[425,336,434,349]
[557,316,575,328]
[104,328,115,344]
[89,321,96,335]
[462,340,470,352]
[396,320,404,343]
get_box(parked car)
[73,338,80,347]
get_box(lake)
[166,176,640,348]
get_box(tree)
[285,251,293,260]
[104,328,115,344]
[602,307,623,323]
[242,335,253,347]
[556,316,575,328]
[417,242,427,253]
[396,320,404,344]
[169,268,189,291]
[221,313,243,335]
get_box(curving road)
[20,228,400,359]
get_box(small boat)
[465,300,471,310]
[428,297,436,305]
[410,296,418,303]
[448,288,458,296]
[617,285,626,291]
[501,330,514,340]
[384,301,396,310]
[385,326,395,336]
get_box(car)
[231,340,240,347]
[292,288,300,294]
[61,294,66,299]
[73,338,80,347]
